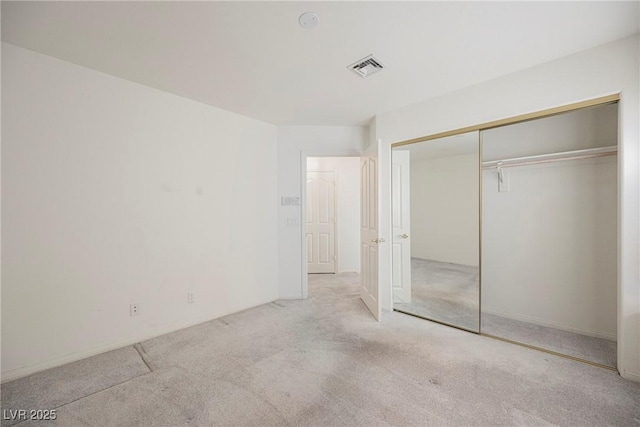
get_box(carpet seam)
[133,343,154,373]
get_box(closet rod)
[482,146,617,170]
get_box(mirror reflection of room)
[392,132,480,332]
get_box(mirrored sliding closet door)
[392,131,480,332]
[391,99,618,370]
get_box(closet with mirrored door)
[391,98,618,369]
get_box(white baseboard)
[482,308,617,341]
[2,336,152,384]
[278,295,303,300]
[1,299,276,384]
[620,368,640,382]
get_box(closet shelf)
[482,146,617,170]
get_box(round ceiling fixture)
[299,12,319,29]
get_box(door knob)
[401,234,409,239]
[371,238,386,244]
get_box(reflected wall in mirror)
[392,131,480,332]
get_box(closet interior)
[391,101,618,369]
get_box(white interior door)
[392,150,412,303]
[360,143,382,320]
[306,171,336,273]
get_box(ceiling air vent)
[348,54,386,78]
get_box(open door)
[360,141,382,320]
[392,150,411,303]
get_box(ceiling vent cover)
[348,54,386,78]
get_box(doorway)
[305,157,360,276]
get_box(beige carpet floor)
[481,312,617,368]
[2,272,638,426]
[394,258,479,331]
[392,258,616,368]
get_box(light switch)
[281,196,300,206]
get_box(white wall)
[307,157,360,273]
[277,126,367,299]
[374,35,640,380]
[1,43,279,381]
[482,158,617,339]
[410,153,479,266]
[482,104,618,161]
[482,104,618,340]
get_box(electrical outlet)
[188,291,195,304]
[130,304,139,316]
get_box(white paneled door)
[306,171,336,274]
[392,150,412,303]
[361,143,382,320]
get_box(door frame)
[300,152,361,299]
